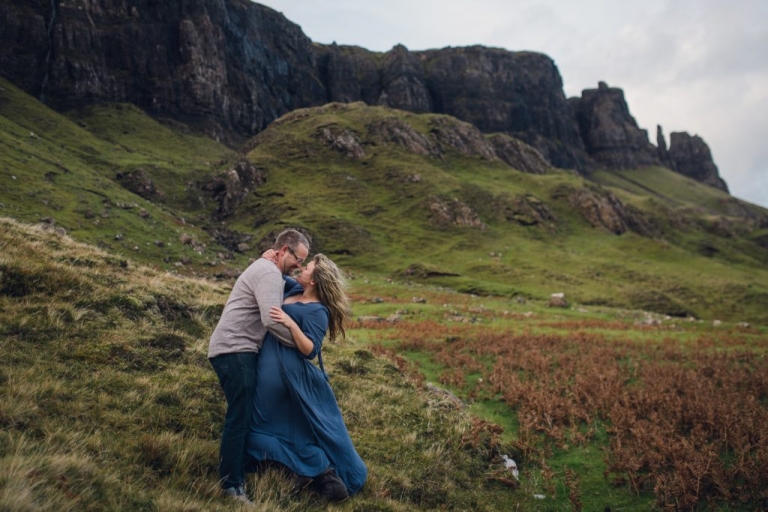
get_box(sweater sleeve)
[254,268,296,348]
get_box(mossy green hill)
[3,80,768,510]
[2,77,767,323]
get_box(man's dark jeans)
[210,352,258,490]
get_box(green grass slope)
[2,79,767,324]
[0,216,532,511]
[0,77,240,272]
[232,103,768,323]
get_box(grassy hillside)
[2,76,768,510]
[233,103,768,323]
[3,216,766,511]
[0,77,242,272]
[3,78,767,322]
[0,217,532,511]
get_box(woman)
[244,254,367,501]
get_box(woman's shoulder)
[299,301,330,321]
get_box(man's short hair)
[273,229,310,252]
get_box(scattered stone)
[138,209,150,218]
[427,195,486,229]
[114,233,124,241]
[84,210,95,219]
[501,455,519,480]
[412,297,427,304]
[577,307,589,313]
[236,243,250,253]
[386,314,402,324]
[713,320,722,327]
[216,268,242,279]
[356,315,385,323]
[180,233,193,245]
[737,322,751,328]
[372,297,384,303]
[513,295,526,304]
[549,293,568,308]
[154,240,165,248]
[317,126,365,159]
[523,312,535,318]
[425,382,465,409]
[116,167,162,200]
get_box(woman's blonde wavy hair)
[310,254,350,342]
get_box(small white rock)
[501,454,519,480]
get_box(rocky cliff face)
[570,82,659,169]
[0,0,727,190]
[0,0,325,142]
[314,44,588,170]
[660,132,729,192]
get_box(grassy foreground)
[0,217,527,511]
[3,216,767,510]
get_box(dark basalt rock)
[379,44,432,113]
[418,46,588,170]
[664,132,729,192]
[570,82,659,169]
[0,0,326,144]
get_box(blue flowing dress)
[245,278,367,495]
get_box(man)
[208,229,310,503]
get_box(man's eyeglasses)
[286,246,304,266]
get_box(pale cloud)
[255,0,768,208]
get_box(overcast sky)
[254,0,768,209]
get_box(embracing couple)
[207,229,367,504]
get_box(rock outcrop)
[552,184,657,236]
[660,132,729,192]
[570,82,659,169]
[427,196,486,230]
[488,134,551,174]
[200,160,266,218]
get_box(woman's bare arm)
[269,306,314,356]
